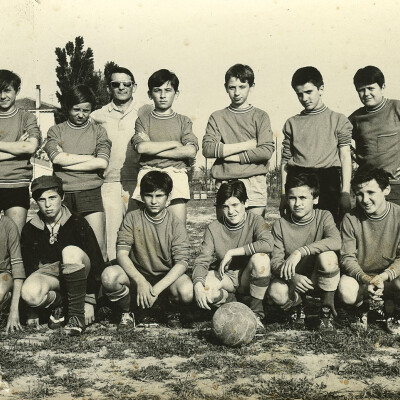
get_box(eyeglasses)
[110,81,135,88]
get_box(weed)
[47,370,90,397]
[126,364,173,382]
[330,358,400,379]
[18,381,55,399]
[0,346,39,381]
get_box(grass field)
[1,199,400,400]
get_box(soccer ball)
[212,302,257,347]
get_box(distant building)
[16,85,56,140]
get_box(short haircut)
[140,170,173,196]
[64,84,96,110]
[224,64,255,87]
[291,66,324,89]
[285,171,320,199]
[148,69,179,92]
[108,66,135,85]
[0,69,21,92]
[351,167,390,191]
[216,180,248,207]
[32,186,65,202]
[353,66,385,89]
[31,175,64,201]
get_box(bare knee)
[317,251,339,274]
[249,253,271,278]
[101,266,124,291]
[62,245,87,265]
[174,276,194,304]
[268,279,289,306]
[21,281,47,307]
[337,275,359,305]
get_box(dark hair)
[140,170,173,196]
[291,66,324,89]
[65,85,96,110]
[353,66,385,89]
[224,64,255,87]
[216,180,248,207]
[0,69,21,92]
[108,66,135,85]
[285,170,320,199]
[351,167,390,191]
[148,69,179,92]
[32,186,64,202]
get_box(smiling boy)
[280,67,353,223]
[202,64,275,217]
[101,171,193,329]
[349,66,400,205]
[192,180,273,326]
[269,172,341,330]
[131,69,198,224]
[338,168,400,333]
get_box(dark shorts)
[0,187,30,211]
[63,187,104,214]
[387,180,400,206]
[287,166,341,222]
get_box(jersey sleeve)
[180,116,199,150]
[336,114,353,148]
[192,226,216,286]
[131,115,149,150]
[44,125,62,162]
[281,120,294,165]
[20,224,39,277]
[23,112,41,143]
[171,218,190,269]
[243,215,274,256]
[6,218,25,280]
[238,111,275,165]
[270,220,286,276]
[340,214,366,282]
[298,211,341,256]
[116,212,135,253]
[95,124,112,162]
[202,114,224,159]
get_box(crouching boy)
[338,168,400,334]
[269,172,341,330]
[101,171,193,329]
[192,180,273,326]
[21,176,105,335]
[0,216,25,333]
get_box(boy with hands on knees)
[269,172,341,330]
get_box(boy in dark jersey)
[269,172,341,330]
[202,64,275,217]
[0,70,41,232]
[349,66,400,205]
[280,66,352,223]
[338,168,400,334]
[101,171,193,329]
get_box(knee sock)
[249,275,270,319]
[105,285,131,313]
[62,264,87,327]
[30,290,62,310]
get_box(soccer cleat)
[118,312,136,331]
[255,315,266,334]
[385,315,400,335]
[48,306,65,330]
[64,316,85,336]
[318,307,335,331]
[290,305,305,328]
[166,312,182,329]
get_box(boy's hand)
[279,194,287,217]
[244,139,257,150]
[291,274,313,294]
[136,278,158,309]
[368,273,387,300]
[19,132,30,142]
[219,250,233,278]
[194,282,211,310]
[85,303,95,326]
[281,250,301,280]
[137,132,151,142]
[339,192,352,215]
[5,310,23,334]
[395,167,400,180]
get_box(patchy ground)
[1,199,400,400]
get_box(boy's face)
[294,82,324,112]
[354,179,389,217]
[221,196,246,225]
[68,102,92,126]
[287,185,318,220]
[141,189,170,217]
[37,189,63,221]
[0,84,19,112]
[356,83,384,109]
[148,81,178,112]
[110,72,136,103]
[225,77,253,108]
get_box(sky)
[2,0,400,168]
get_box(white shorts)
[132,166,190,202]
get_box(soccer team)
[1,63,400,338]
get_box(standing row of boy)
[0,62,399,336]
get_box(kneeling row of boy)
[1,167,399,336]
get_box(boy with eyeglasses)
[131,69,198,224]
[91,67,141,262]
